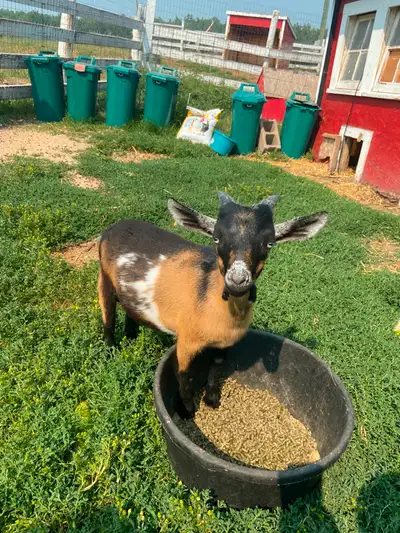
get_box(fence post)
[265,9,279,68]
[132,4,144,62]
[58,0,76,58]
[144,0,156,58]
[180,16,185,52]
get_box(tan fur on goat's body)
[155,249,253,371]
[98,237,252,373]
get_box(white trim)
[329,0,400,100]
[373,6,400,94]
[327,87,400,99]
[226,11,288,20]
[339,125,373,181]
[279,19,285,49]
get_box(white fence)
[152,22,324,73]
[0,0,324,100]
[0,0,153,100]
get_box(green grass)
[0,112,399,533]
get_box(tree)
[293,23,325,45]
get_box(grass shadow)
[357,473,400,532]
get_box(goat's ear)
[274,211,328,243]
[168,198,216,237]
[254,194,281,209]
[218,191,235,207]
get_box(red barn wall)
[313,0,400,193]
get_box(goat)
[98,192,328,416]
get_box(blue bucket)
[210,130,236,156]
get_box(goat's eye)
[213,236,219,244]
[266,242,276,249]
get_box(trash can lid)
[63,55,102,73]
[232,83,266,104]
[25,50,62,64]
[106,60,141,76]
[287,92,320,110]
[145,65,180,83]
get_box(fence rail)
[8,0,143,30]
[0,18,142,50]
[153,23,323,70]
[0,0,324,100]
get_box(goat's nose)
[231,270,247,285]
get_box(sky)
[1,0,329,28]
[82,0,328,27]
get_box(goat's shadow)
[357,473,400,532]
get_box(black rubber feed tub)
[154,329,354,509]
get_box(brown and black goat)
[98,192,328,416]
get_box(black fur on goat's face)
[168,192,329,298]
[213,199,276,296]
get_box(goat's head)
[168,193,328,297]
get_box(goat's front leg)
[176,338,202,418]
[204,348,228,409]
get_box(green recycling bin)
[144,66,180,126]
[63,56,102,121]
[105,61,141,127]
[230,83,266,155]
[281,92,321,159]
[24,50,65,122]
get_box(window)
[328,0,400,100]
[338,13,375,88]
[377,7,400,87]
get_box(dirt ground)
[52,240,98,268]
[363,237,400,274]
[64,170,104,190]
[111,149,168,163]
[0,125,89,164]
[260,157,400,216]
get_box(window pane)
[380,49,400,83]
[350,19,370,50]
[390,17,400,47]
[354,51,368,80]
[341,51,359,80]
[363,19,374,49]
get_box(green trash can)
[230,83,266,155]
[105,60,141,127]
[144,66,180,126]
[24,50,65,122]
[63,56,102,121]
[281,92,321,159]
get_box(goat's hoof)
[104,337,116,348]
[204,390,220,409]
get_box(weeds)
[0,116,399,532]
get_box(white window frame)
[328,0,400,100]
[374,6,400,94]
[337,12,376,91]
